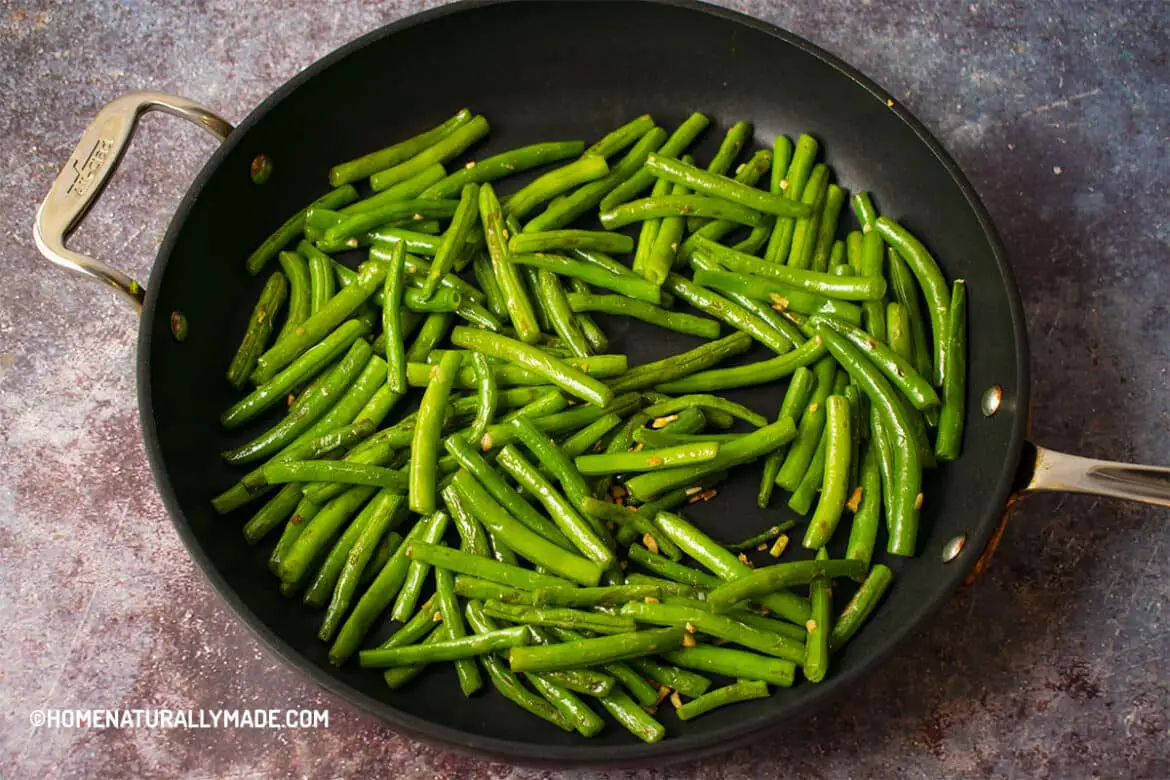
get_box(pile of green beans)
[214,109,968,741]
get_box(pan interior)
[139,0,1027,763]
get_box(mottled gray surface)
[1,0,1168,777]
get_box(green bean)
[851,191,878,232]
[785,163,829,270]
[468,255,506,321]
[846,230,864,274]
[810,184,846,272]
[705,554,862,614]
[886,301,913,362]
[479,393,640,453]
[664,645,795,688]
[758,366,816,507]
[339,164,447,219]
[221,319,369,429]
[366,114,489,191]
[624,418,797,501]
[390,513,449,622]
[631,429,738,449]
[296,244,335,318]
[631,471,727,522]
[587,688,660,743]
[281,353,388,452]
[504,155,610,221]
[627,656,712,698]
[535,269,590,357]
[801,549,833,682]
[686,120,752,232]
[829,240,848,270]
[846,443,882,568]
[419,183,479,300]
[421,141,585,199]
[621,601,805,662]
[560,413,623,458]
[653,336,825,394]
[857,229,889,342]
[578,499,681,561]
[663,274,789,355]
[723,524,791,553]
[226,272,288,388]
[378,599,441,650]
[830,564,893,650]
[690,268,863,326]
[261,460,408,491]
[606,331,751,394]
[278,484,376,587]
[769,134,794,194]
[523,672,605,737]
[319,200,458,247]
[452,326,613,407]
[585,114,656,158]
[534,583,685,609]
[451,470,602,586]
[484,600,635,635]
[327,110,471,186]
[674,679,769,720]
[787,426,828,516]
[268,497,317,572]
[764,134,818,263]
[562,280,608,356]
[462,352,497,450]
[875,217,951,384]
[360,625,531,668]
[496,446,613,567]
[302,502,381,603]
[417,571,476,692]
[223,340,372,465]
[598,112,710,211]
[408,540,569,590]
[542,627,658,708]
[600,194,767,231]
[509,230,632,256]
[246,186,358,274]
[632,175,669,277]
[679,148,775,254]
[638,155,811,224]
[380,627,443,688]
[376,241,408,394]
[274,252,311,345]
[407,351,460,514]
[251,261,385,383]
[402,284,462,314]
[643,395,766,427]
[501,389,568,423]
[507,415,595,506]
[241,483,302,545]
[526,127,668,232]
[453,575,528,604]
[507,627,686,673]
[802,395,852,548]
[643,405,707,435]
[463,601,574,731]
[774,355,836,490]
[887,248,934,381]
[816,315,939,411]
[692,236,885,301]
[640,176,690,285]
[508,252,662,305]
[813,322,921,556]
[935,279,967,460]
[319,491,403,640]
[574,442,720,476]
[653,512,809,625]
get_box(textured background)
[2,0,1168,777]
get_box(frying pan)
[32,0,1170,767]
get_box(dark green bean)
[810,184,846,272]
[846,443,882,568]
[858,229,888,342]
[815,315,939,411]
[654,336,825,394]
[390,513,449,623]
[421,183,480,299]
[886,301,913,363]
[511,230,633,256]
[620,601,805,661]
[268,497,317,570]
[484,600,635,635]
[600,194,766,231]
[785,163,829,270]
[663,273,790,355]
[641,153,811,219]
[679,148,775,254]
[479,393,640,453]
[575,442,720,475]
[247,186,358,274]
[279,484,376,588]
[887,248,934,381]
[598,112,709,211]
[262,460,407,491]
[627,656,713,698]
[676,679,769,720]
[275,251,311,345]
[643,395,767,427]
[241,483,302,546]
[421,141,585,199]
[509,253,662,305]
[605,331,752,395]
[692,236,886,301]
[408,540,569,590]
[360,624,531,668]
[226,272,288,388]
[803,549,833,682]
[381,241,408,393]
[764,133,818,263]
[471,252,508,320]
[934,279,967,461]
[687,120,752,232]
[536,268,591,358]
[328,109,471,186]
[319,491,403,640]
[875,217,951,384]
[758,366,816,507]
[452,326,613,407]
[559,412,623,458]
[830,564,893,650]
[585,114,656,158]
[690,268,863,325]
[774,355,836,490]
[409,351,461,514]
[507,627,687,673]
[802,395,852,548]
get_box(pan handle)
[1015,442,1170,507]
[33,91,233,312]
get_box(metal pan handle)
[1016,442,1170,507]
[33,91,233,312]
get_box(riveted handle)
[33,91,233,311]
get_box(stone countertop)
[1,1,1167,777]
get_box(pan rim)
[137,0,1031,766]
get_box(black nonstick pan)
[33,0,1170,767]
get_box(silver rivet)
[942,534,967,563]
[981,385,1003,417]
